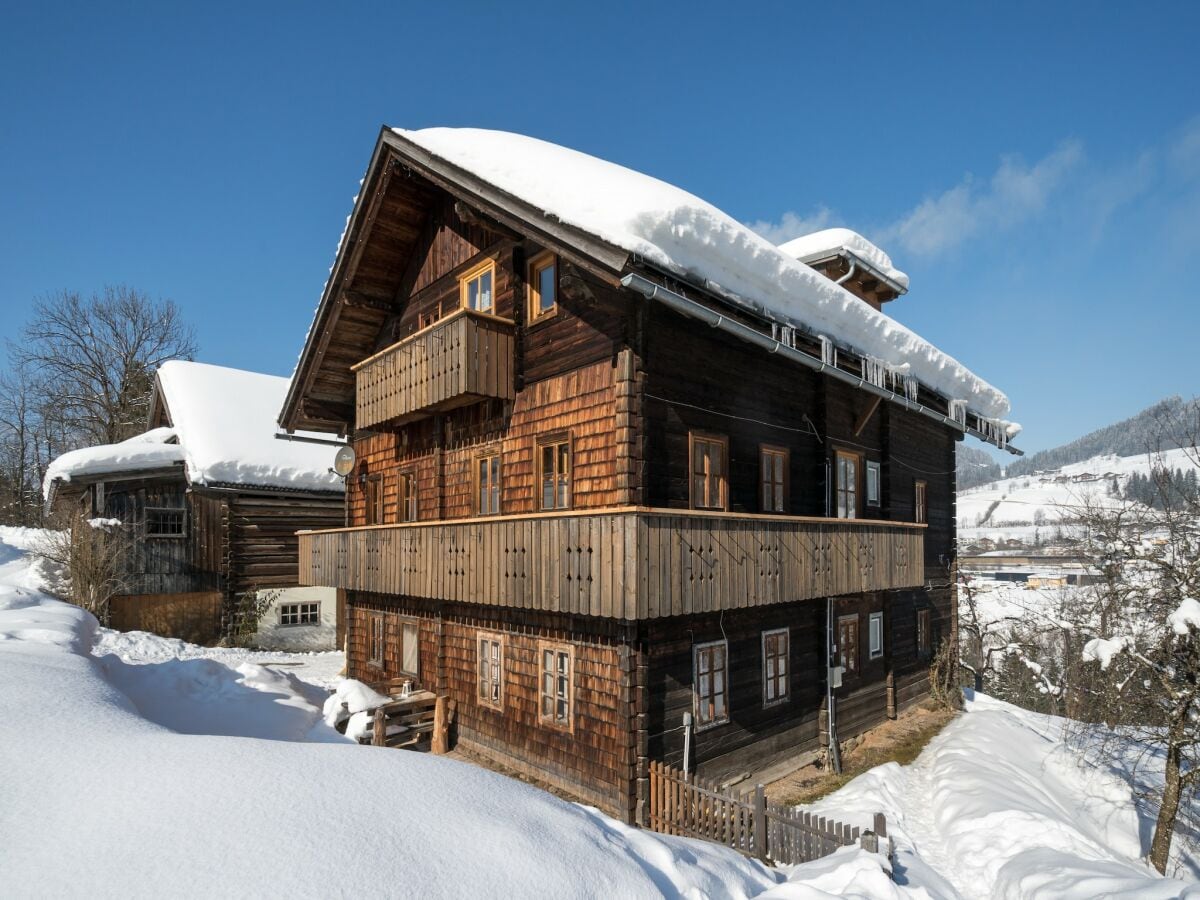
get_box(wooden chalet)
[45,361,344,646]
[280,127,1020,823]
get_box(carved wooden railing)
[298,509,924,620]
[352,309,515,430]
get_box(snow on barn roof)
[45,362,343,499]
[777,227,910,292]
[394,128,1011,423]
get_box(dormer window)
[460,260,495,314]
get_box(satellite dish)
[332,445,357,477]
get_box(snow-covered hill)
[959,448,1196,547]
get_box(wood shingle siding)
[298,509,924,619]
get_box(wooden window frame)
[537,640,574,731]
[761,628,790,708]
[837,613,860,676]
[693,639,730,729]
[868,610,884,660]
[915,479,928,525]
[364,473,384,526]
[477,631,505,711]
[398,616,420,678]
[536,432,572,511]
[459,259,497,314]
[917,608,931,659]
[474,450,502,517]
[527,251,558,323]
[834,449,861,520]
[145,506,187,539]
[279,601,320,627]
[866,460,881,507]
[689,431,729,512]
[760,444,789,514]
[367,612,385,667]
[397,469,418,524]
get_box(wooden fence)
[647,761,888,866]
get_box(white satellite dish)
[332,445,357,477]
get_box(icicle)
[782,326,796,349]
[861,356,888,389]
[948,399,967,427]
[902,375,919,402]
[818,335,836,367]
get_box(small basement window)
[460,260,495,314]
[868,611,884,659]
[145,507,186,538]
[280,602,320,627]
[528,252,557,321]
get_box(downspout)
[827,596,842,774]
[835,261,858,285]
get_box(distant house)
[44,361,344,648]
[280,127,1019,821]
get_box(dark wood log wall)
[346,593,638,819]
[221,491,344,595]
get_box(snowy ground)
[2,527,1195,898]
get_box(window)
[866,460,881,507]
[760,445,788,513]
[460,260,495,314]
[399,618,419,677]
[915,480,927,524]
[690,433,728,511]
[397,471,417,523]
[868,611,884,659]
[762,628,789,706]
[368,613,385,667]
[280,602,320,626]
[917,608,931,658]
[364,473,384,525]
[537,434,571,511]
[538,642,573,729]
[418,302,444,330]
[835,451,859,519]
[476,452,501,516]
[528,252,557,321]
[478,633,504,710]
[836,614,859,675]
[145,507,186,538]
[694,640,729,727]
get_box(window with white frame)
[762,628,789,706]
[866,460,881,507]
[694,640,729,727]
[280,602,320,626]
[868,611,884,659]
[477,633,504,710]
[539,642,573,729]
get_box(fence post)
[874,812,887,839]
[372,707,385,747]
[753,784,767,862]
[860,831,879,853]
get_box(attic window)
[460,260,495,314]
[528,252,557,321]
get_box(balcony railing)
[352,309,516,430]
[298,508,924,620]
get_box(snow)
[393,127,1011,423]
[42,428,185,493]
[799,692,1200,898]
[1082,635,1133,669]
[778,228,910,291]
[1167,598,1200,635]
[44,361,344,497]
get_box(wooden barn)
[45,361,344,647]
[279,127,1020,822]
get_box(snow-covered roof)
[777,228,910,292]
[43,429,186,495]
[45,362,344,498]
[393,128,1010,422]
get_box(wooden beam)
[853,395,882,437]
[453,200,522,241]
[342,291,393,312]
[302,398,354,424]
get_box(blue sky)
[2,1,1198,456]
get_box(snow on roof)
[395,128,1010,422]
[43,428,186,496]
[777,228,910,291]
[154,361,343,492]
[45,363,343,498]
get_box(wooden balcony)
[352,309,516,430]
[298,508,925,620]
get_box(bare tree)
[35,512,132,624]
[15,286,197,446]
